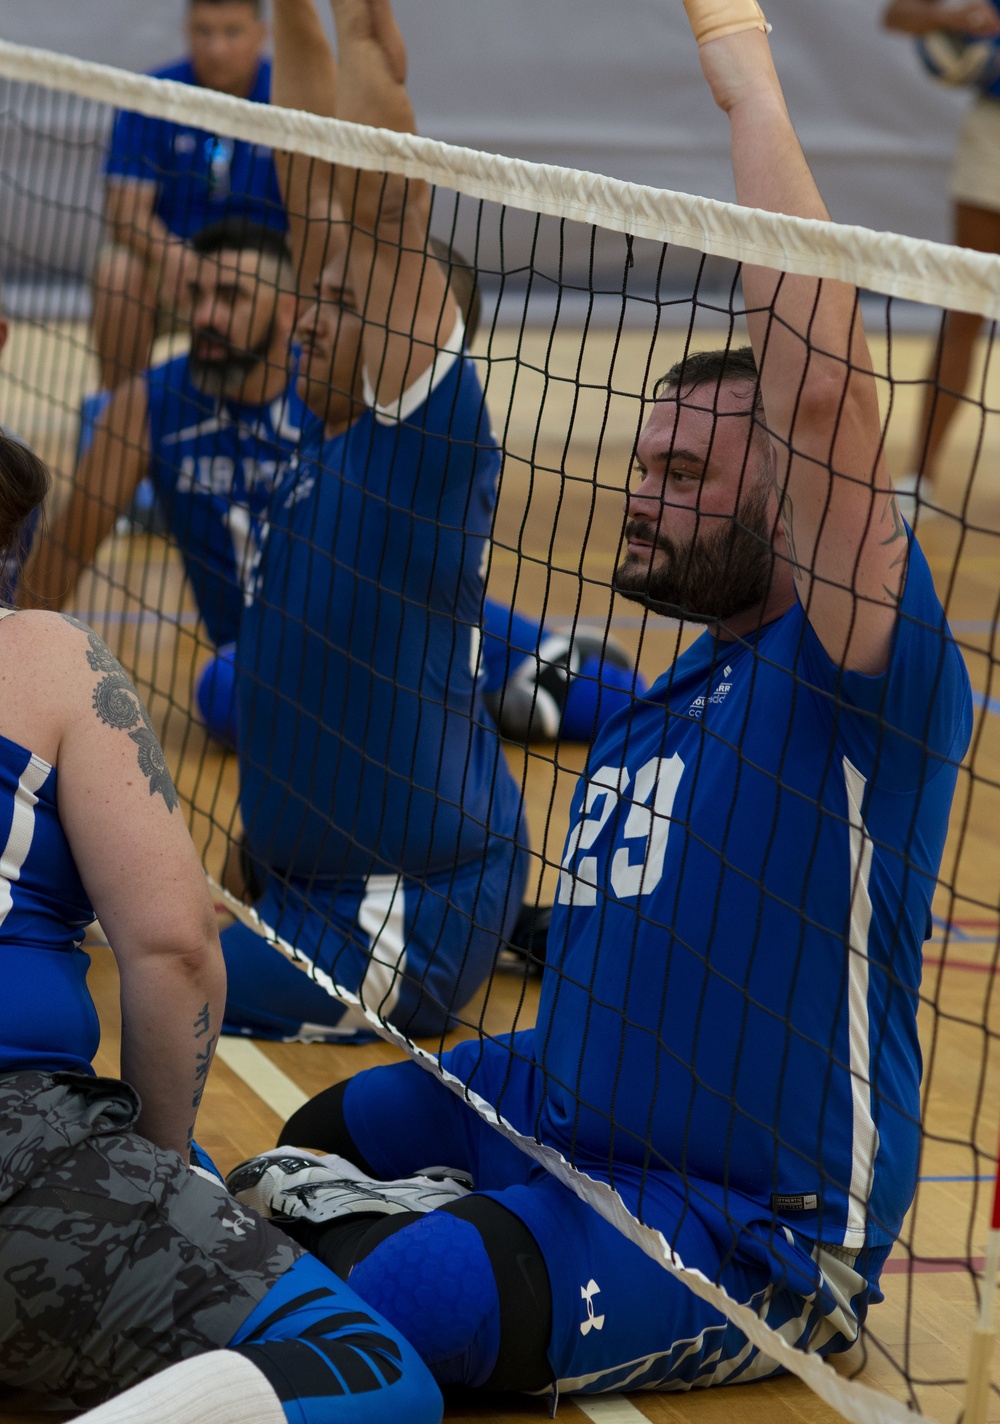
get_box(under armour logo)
[220,1215,247,1238]
[579,1278,605,1335]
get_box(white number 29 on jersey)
[556,754,685,906]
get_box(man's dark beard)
[188,322,275,397]
[612,479,775,624]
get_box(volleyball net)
[2,38,1000,1424]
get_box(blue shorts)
[221,831,529,1042]
[340,1039,889,1394]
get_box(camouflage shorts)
[0,1070,301,1411]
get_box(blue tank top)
[236,338,524,881]
[146,354,304,647]
[535,539,971,1251]
[0,618,97,1075]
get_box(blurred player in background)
[27,218,308,924]
[0,437,441,1424]
[882,0,1000,520]
[83,0,284,527]
[229,0,971,1397]
[29,219,301,644]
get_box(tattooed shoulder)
[60,615,178,812]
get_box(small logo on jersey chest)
[771,1192,819,1213]
[688,665,734,720]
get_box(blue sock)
[348,1211,501,1388]
[76,389,113,461]
[561,656,648,742]
[479,599,544,694]
[196,642,238,748]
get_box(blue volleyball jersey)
[104,59,286,239]
[236,330,524,882]
[146,354,304,647]
[535,537,971,1251]
[0,718,97,1077]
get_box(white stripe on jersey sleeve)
[0,754,54,930]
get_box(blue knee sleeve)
[229,1253,441,1424]
[347,1212,501,1389]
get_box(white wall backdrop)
[0,0,973,289]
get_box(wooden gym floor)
[2,313,1000,1424]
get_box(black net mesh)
[1,63,999,1424]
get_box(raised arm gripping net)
[1,38,999,1424]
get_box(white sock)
[73,1350,286,1424]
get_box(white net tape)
[2,36,1000,320]
[0,38,968,1423]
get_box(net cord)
[209,873,916,1424]
[2,37,1000,321]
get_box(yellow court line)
[573,1396,648,1423]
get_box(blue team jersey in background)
[0,724,97,1076]
[146,354,304,647]
[236,340,524,883]
[535,538,971,1252]
[104,59,286,239]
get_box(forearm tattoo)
[192,1000,216,1115]
[62,616,178,812]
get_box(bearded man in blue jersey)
[228,0,973,1401]
[28,218,302,649]
[213,0,531,1043]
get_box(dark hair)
[189,0,264,15]
[654,344,764,424]
[427,237,482,346]
[190,219,292,267]
[0,434,48,574]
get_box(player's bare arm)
[271,0,340,297]
[329,0,458,404]
[686,1,902,674]
[22,375,151,610]
[105,180,200,309]
[0,610,224,1160]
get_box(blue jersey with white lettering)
[0,693,97,1076]
[536,538,971,1251]
[104,59,285,239]
[236,338,524,882]
[146,354,304,647]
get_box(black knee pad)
[440,1195,553,1393]
[278,1079,378,1175]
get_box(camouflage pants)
[0,1070,300,1411]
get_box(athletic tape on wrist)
[682,0,770,44]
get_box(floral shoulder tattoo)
[62,616,178,812]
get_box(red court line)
[882,1256,984,1275]
[923,956,1000,975]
